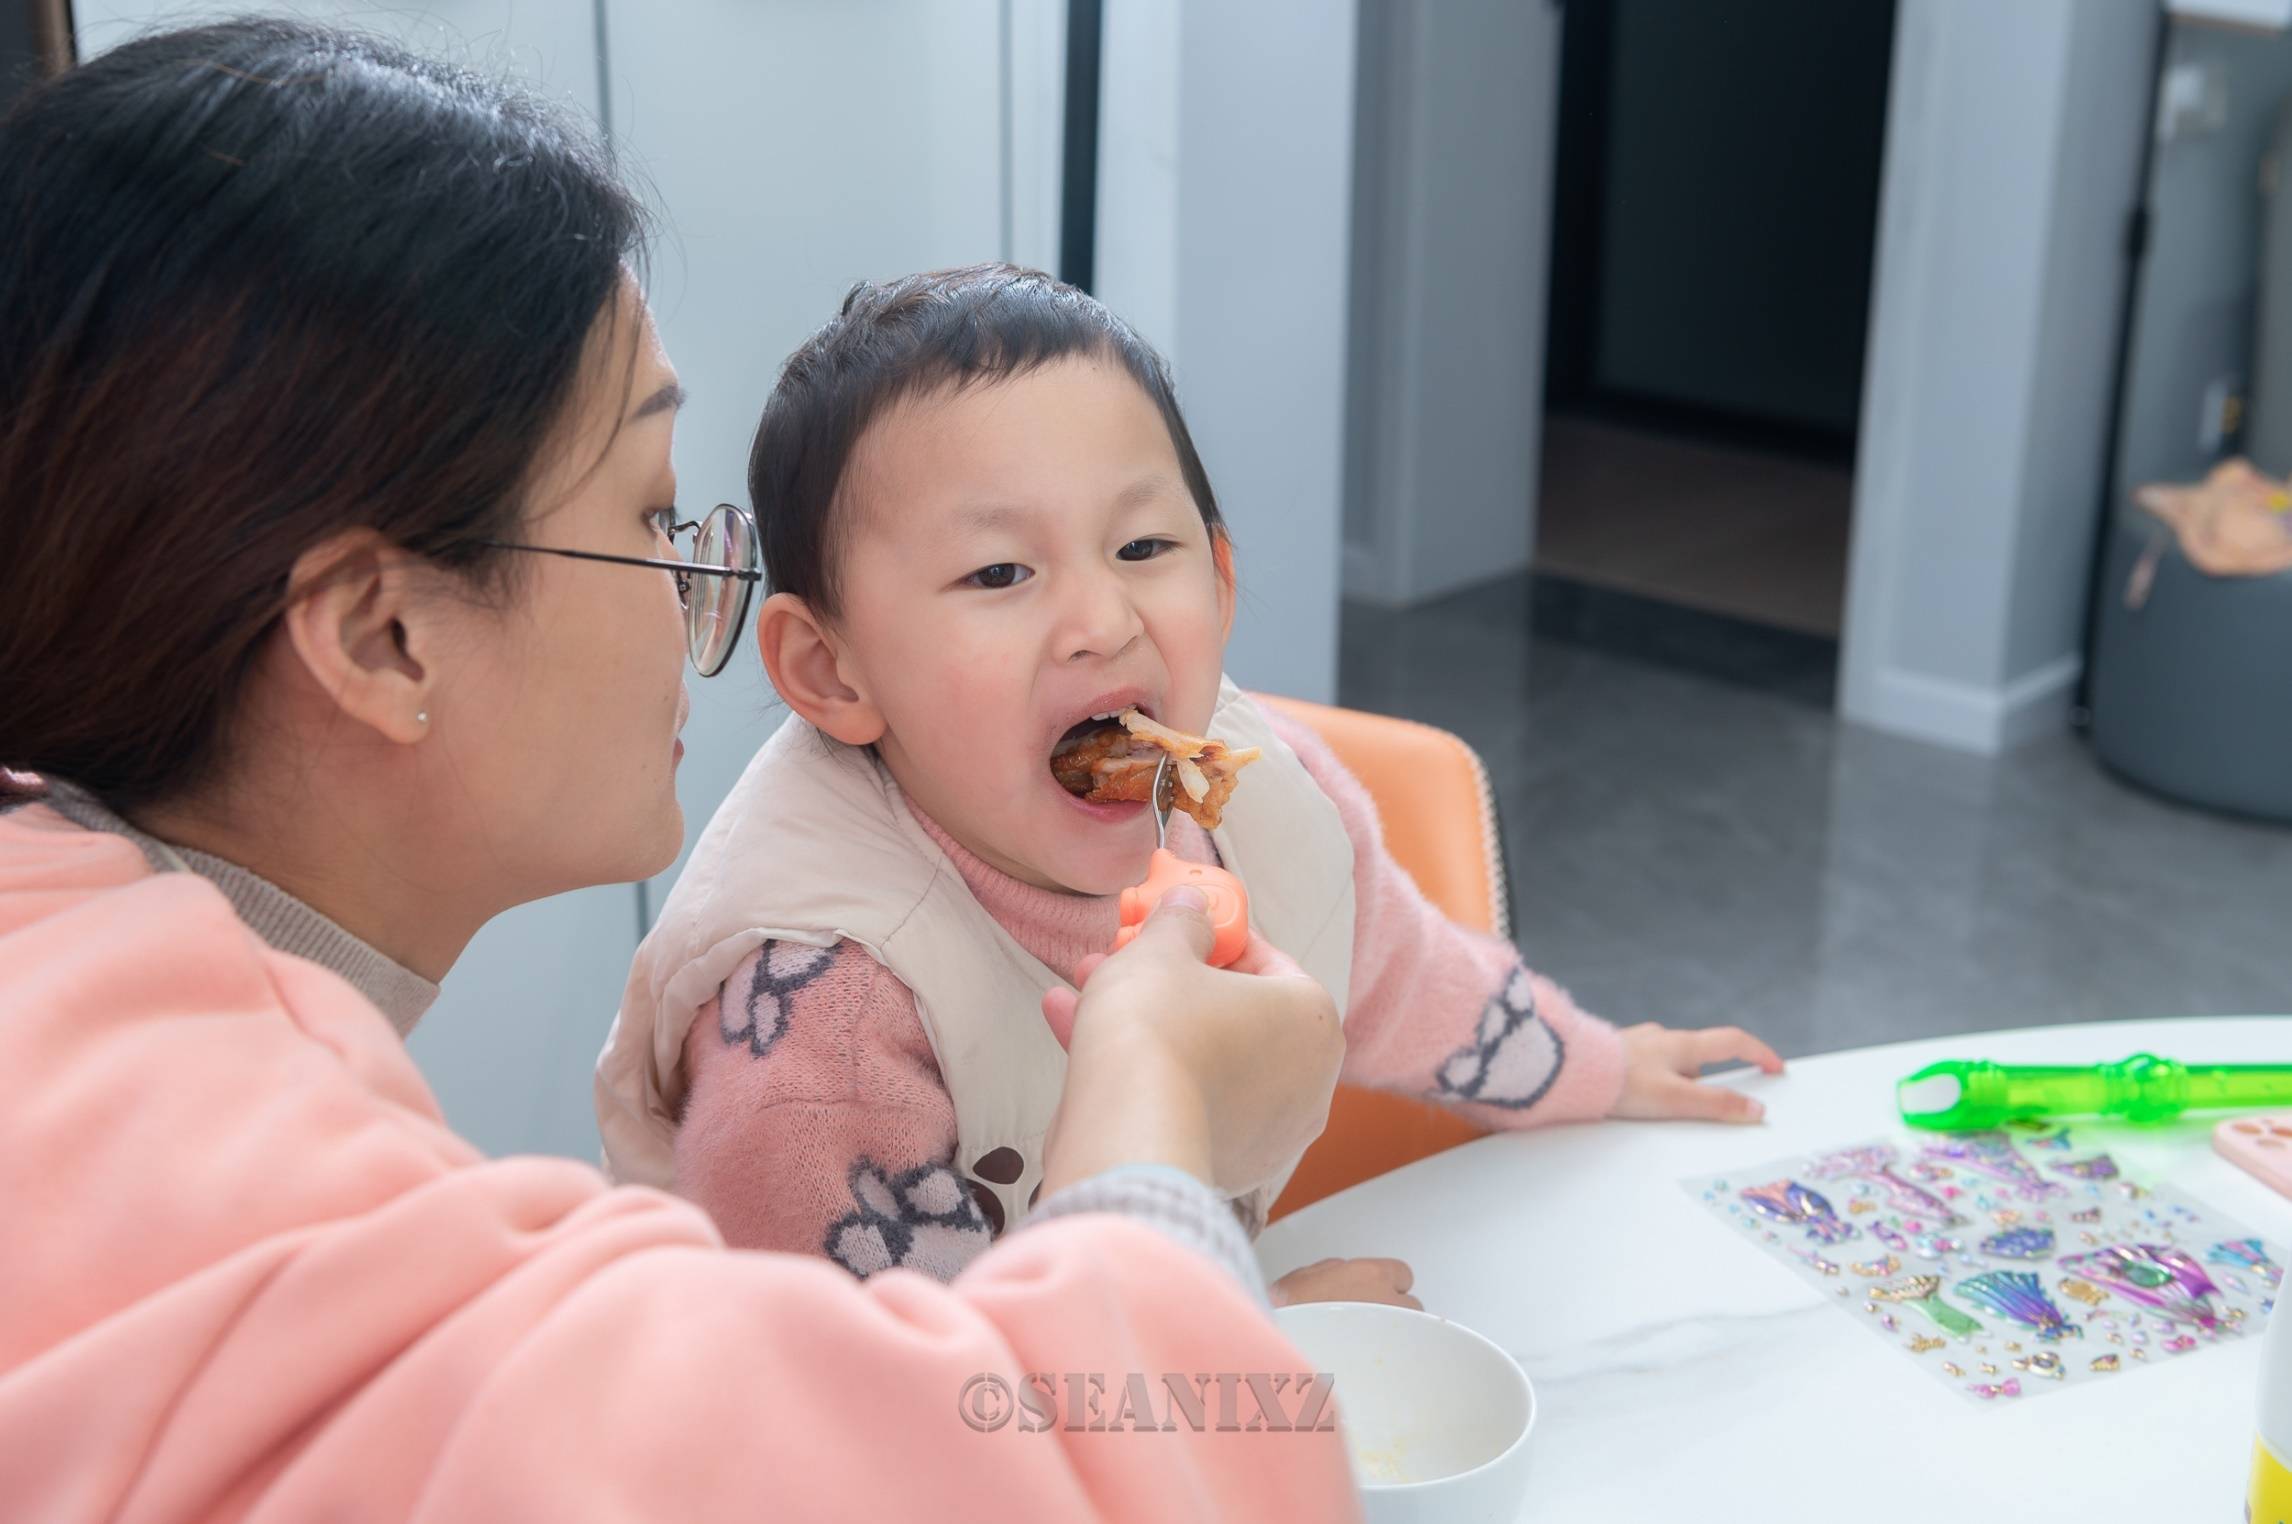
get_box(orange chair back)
[1256,696,1509,1220]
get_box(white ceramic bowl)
[1274,1302,1536,1522]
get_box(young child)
[599,265,1782,1302]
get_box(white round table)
[1255,1018,2292,1521]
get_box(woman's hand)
[1609,1023,1785,1123]
[1039,889,1345,1199]
[1268,1256,1420,1311]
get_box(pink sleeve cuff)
[1473,972,1627,1128]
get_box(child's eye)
[964,563,1032,590]
[1117,538,1176,562]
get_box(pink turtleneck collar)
[904,799,1214,987]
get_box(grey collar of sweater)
[36,781,440,1036]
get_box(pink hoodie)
[0,802,1361,1521]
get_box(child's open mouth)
[1049,708,1262,830]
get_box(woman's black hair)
[748,262,1227,619]
[0,17,647,810]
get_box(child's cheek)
[1148,607,1226,727]
[905,630,1017,751]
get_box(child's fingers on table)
[1272,1257,1423,1310]
[1692,1025,1786,1075]
[1356,1256,1415,1292]
[1350,1263,1423,1311]
[1670,1074,1767,1124]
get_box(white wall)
[611,0,1020,917]
[1095,0,1356,702]
[75,1,604,105]
[1340,0,1560,611]
[1840,0,2156,754]
[1094,1,1179,352]
[621,0,1070,917]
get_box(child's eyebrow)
[953,475,1181,534]
[1110,473,1181,512]
[955,504,1029,535]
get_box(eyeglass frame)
[479,502,763,677]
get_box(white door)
[609,0,1045,916]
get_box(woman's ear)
[1214,533,1238,643]
[278,529,433,744]
[757,592,886,745]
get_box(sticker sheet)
[1682,1126,2283,1405]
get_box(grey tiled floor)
[1339,576,2292,1060]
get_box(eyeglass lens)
[685,504,756,677]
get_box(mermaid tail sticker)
[1954,1270,2080,1342]
[1740,1179,1858,1244]
[1871,1274,1983,1338]
[2059,1244,2224,1332]
[1921,1131,2065,1201]
[1980,1227,2055,1260]
[2208,1238,2283,1288]
[1805,1143,1967,1226]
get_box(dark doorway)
[1535,0,1895,677]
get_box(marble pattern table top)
[1257,1018,2292,1521]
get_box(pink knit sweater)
[674,705,1626,1276]
[0,801,1366,1521]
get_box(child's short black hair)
[748,263,1226,618]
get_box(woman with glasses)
[0,20,1356,1519]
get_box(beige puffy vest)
[597,678,1355,1236]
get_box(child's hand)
[1610,1023,1784,1123]
[1268,1256,1421,1311]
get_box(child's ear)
[1213,533,1238,642]
[757,592,886,746]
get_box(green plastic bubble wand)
[1898,1053,2292,1132]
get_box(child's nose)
[1057,571,1145,663]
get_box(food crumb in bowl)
[1353,1436,1417,1485]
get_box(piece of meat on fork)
[1050,709,1261,830]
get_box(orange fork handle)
[1112,848,1250,968]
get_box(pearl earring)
[416,711,429,726]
